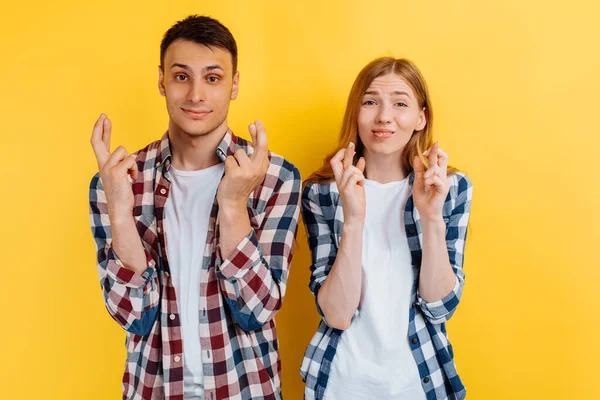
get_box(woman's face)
[357,73,426,159]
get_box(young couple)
[89,15,472,400]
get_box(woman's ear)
[415,107,427,131]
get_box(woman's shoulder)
[302,180,339,201]
[448,171,473,192]
[446,171,473,212]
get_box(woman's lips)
[372,129,394,138]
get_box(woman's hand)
[331,142,366,226]
[413,141,450,221]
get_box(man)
[89,15,301,400]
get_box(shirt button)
[408,228,416,234]
[423,377,430,383]
[164,271,170,278]
[157,226,161,233]
[169,314,176,320]
[412,337,418,344]
[412,302,417,308]
[174,355,181,363]
[160,188,166,195]
[155,162,160,168]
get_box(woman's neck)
[363,150,407,183]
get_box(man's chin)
[173,118,224,138]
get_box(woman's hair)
[304,57,457,185]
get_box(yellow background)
[1,0,598,398]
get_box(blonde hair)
[305,57,457,185]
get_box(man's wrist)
[109,211,135,228]
[219,198,248,220]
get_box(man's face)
[159,39,239,137]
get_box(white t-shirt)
[325,177,427,400]
[164,163,224,400]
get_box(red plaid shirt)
[89,131,301,399]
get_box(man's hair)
[160,15,238,73]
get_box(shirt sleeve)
[215,164,302,332]
[89,173,160,336]
[417,172,473,324]
[301,182,345,327]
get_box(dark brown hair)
[160,15,238,73]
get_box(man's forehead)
[164,40,232,70]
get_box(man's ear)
[158,66,166,97]
[231,71,240,100]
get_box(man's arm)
[215,121,301,331]
[89,114,160,335]
[216,166,301,331]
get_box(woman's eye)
[363,100,376,106]
[396,102,407,107]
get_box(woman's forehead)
[366,74,414,96]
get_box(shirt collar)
[155,128,252,172]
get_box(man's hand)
[217,120,270,211]
[90,114,138,223]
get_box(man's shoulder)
[267,149,300,181]
[132,138,163,165]
[234,135,300,184]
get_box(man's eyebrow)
[203,64,224,73]
[169,64,225,73]
[170,63,192,71]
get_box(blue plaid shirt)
[300,171,473,400]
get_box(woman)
[300,58,473,400]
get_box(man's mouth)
[182,108,212,118]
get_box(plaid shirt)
[300,172,473,400]
[89,131,301,400]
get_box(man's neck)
[168,121,228,171]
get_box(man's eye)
[175,74,187,81]
[207,76,220,83]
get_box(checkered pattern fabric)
[89,131,301,400]
[300,172,473,400]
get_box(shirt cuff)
[105,246,156,288]
[215,229,262,280]
[417,276,461,320]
